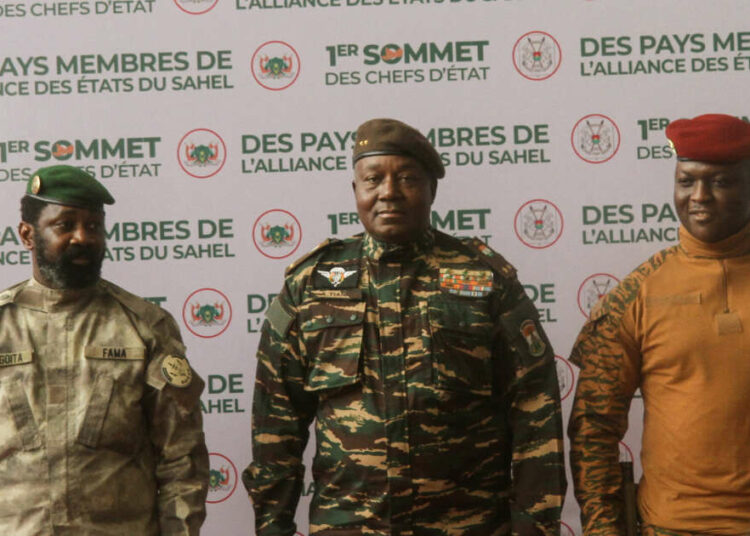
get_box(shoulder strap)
[285,238,341,275]
[458,237,517,279]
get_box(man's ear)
[18,222,35,251]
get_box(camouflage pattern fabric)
[640,525,747,536]
[569,223,750,536]
[568,247,678,536]
[244,228,566,536]
[0,278,209,535]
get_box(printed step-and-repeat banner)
[2,1,748,533]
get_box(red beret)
[666,114,750,163]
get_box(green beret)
[25,165,114,210]
[353,118,445,179]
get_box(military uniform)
[0,277,209,535]
[568,225,750,535]
[244,229,566,536]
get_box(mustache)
[59,244,101,264]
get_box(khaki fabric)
[569,223,750,536]
[0,278,209,535]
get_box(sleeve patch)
[161,355,193,388]
[266,297,294,339]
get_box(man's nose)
[70,223,95,244]
[379,176,401,199]
[690,180,713,202]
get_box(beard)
[34,230,105,289]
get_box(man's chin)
[371,228,418,245]
[39,263,102,289]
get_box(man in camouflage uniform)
[569,114,750,535]
[244,118,566,536]
[0,165,209,535]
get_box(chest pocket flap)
[428,294,493,396]
[300,298,366,392]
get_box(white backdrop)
[2,1,750,533]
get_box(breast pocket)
[0,374,42,456]
[299,299,366,393]
[428,294,494,396]
[78,346,147,454]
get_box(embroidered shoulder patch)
[161,355,192,388]
[520,319,546,357]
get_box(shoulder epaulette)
[459,237,517,279]
[0,281,27,307]
[284,238,341,275]
[100,280,166,324]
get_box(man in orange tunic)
[569,114,750,536]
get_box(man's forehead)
[675,159,749,176]
[355,154,426,172]
[39,203,105,220]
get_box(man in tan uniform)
[569,114,750,535]
[0,165,209,535]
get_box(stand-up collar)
[362,228,435,262]
[679,220,750,258]
[15,277,98,312]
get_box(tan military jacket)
[0,278,209,535]
[569,224,750,535]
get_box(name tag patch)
[0,351,33,367]
[85,346,146,360]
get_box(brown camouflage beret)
[353,118,445,179]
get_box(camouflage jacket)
[244,228,566,536]
[0,278,209,535]
[568,225,750,535]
